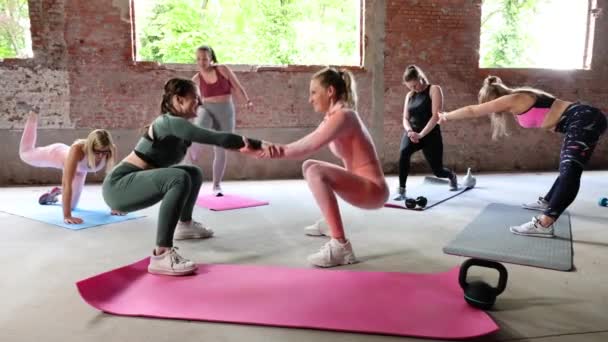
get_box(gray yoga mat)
[384,177,472,211]
[443,203,573,271]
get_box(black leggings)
[398,127,452,188]
[543,104,607,219]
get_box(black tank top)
[407,85,433,131]
[519,92,556,114]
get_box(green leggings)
[102,162,203,247]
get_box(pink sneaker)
[38,187,62,205]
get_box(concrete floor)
[1,171,607,342]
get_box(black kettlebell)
[458,258,508,310]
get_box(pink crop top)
[199,68,232,97]
[516,93,555,128]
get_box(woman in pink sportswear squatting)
[256,67,389,268]
[19,112,120,224]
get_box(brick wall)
[0,0,606,185]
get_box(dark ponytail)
[403,65,429,84]
[196,45,218,63]
[160,93,173,115]
[159,78,197,115]
[144,78,198,134]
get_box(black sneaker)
[448,172,458,191]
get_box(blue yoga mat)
[0,202,144,230]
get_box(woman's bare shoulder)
[68,141,86,160]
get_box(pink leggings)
[302,159,389,239]
[19,115,86,209]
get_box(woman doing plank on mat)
[438,76,607,237]
[253,67,389,268]
[188,45,254,196]
[19,112,118,224]
[394,65,457,201]
[102,78,269,276]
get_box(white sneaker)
[509,216,554,238]
[148,247,197,276]
[212,185,223,197]
[304,218,329,236]
[393,187,406,201]
[308,239,358,267]
[522,197,549,211]
[174,220,214,240]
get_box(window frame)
[478,0,597,70]
[128,0,365,71]
[0,0,34,61]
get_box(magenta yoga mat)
[195,194,269,211]
[77,259,498,339]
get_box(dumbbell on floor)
[405,196,427,209]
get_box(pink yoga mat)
[76,259,498,339]
[196,194,269,211]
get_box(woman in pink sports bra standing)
[438,76,606,238]
[189,45,253,196]
[255,67,389,268]
[19,111,120,224]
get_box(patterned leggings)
[543,104,607,219]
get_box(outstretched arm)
[281,110,352,159]
[439,93,518,122]
[165,115,261,150]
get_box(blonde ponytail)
[479,75,552,139]
[339,69,358,111]
[313,67,358,111]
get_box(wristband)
[246,138,262,150]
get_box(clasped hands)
[239,138,285,159]
[407,130,422,143]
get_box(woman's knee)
[399,145,414,160]
[18,145,39,164]
[559,162,583,182]
[185,166,203,185]
[18,151,31,164]
[170,169,192,191]
[304,164,332,185]
[301,159,316,172]
[301,159,321,177]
